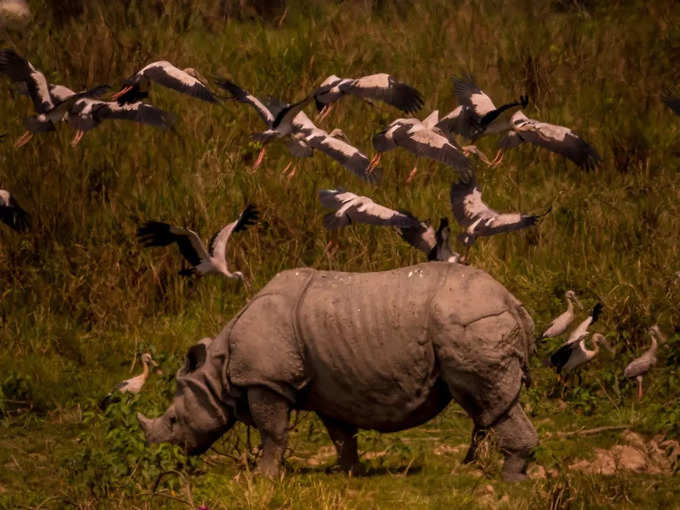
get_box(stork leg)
[316,103,335,122]
[492,149,505,167]
[280,161,293,175]
[286,164,298,181]
[253,147,267,169]
[367,152,381,174]
[405,164,418,184]
[14,130,33,148]
[636,376,644,401]
[71,129,85,147]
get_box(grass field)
[1,0,680,508]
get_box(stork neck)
[566,299,574,314]
[649,334,658,353]
[141,359,149,380]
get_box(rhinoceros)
[138,262,538,481]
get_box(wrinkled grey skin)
[138,262,538,481]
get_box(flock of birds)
[0,47,674,403]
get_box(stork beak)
[149,359,159,368]
[601,338,615,355]
[574,296,583,310]
[111,85,133,101]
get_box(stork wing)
[318,189,355,210]
[137,222,209,267]
[340,73,424,114]
[452,74,497,118]
[479,212,541,235]
[93,100,174,128]
[136,61,216,102]
[394,125,471,173]
[346,196,419,227]
[0,198,31,232]
[304,128,378,182]
[661,92,680,116]
[548,341,579,373]
[624,353,654,379]
[214,77,275,125]
[48,84,76,103]
[449,179,495,228]
[514,116,602,170]
[209,204,259,263]
[399,218,436,256]
[0,49,53,113]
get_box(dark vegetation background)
[0,0,679,507]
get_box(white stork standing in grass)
[137,204,259,285]
[399,217,461,263]
[548,333,613,386]
[436,74,528,143]
[65,97,174,146]
[214,77,327,169]
[449,169,550,259]
[99,352,158,410]
[0,48,110,147]
[496,110,602,170]
[369,110,472,182]
[624,325,664,400]
[540,290,582,340]
[566,302,604,344]
[313,73,423,121]
[0,189,30,231]
[111,61,217,104]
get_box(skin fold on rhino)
[138,262,538,481]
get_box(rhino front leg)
[491,402,538,482]
[247,386,290,478]
[318,414,362,475]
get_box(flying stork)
[449,169,550,258]
[318,189,419,230]
[214,77,327,168]
[314,73,423,120]
[624,325,664,400]
[0,189,30,231]
[111,61,217,104]
[540,290,582,340]
[369,110,471,182]
[137,204,259,285]
[436,74,528,142]
[0,49,109,147]
[99,352,158,410]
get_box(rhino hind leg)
[463,425,487,464]
[492,402,538,482]
[247,386,290,478]
[318,414,362,475]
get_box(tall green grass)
[1,0,679,507]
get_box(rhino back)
[296,263,449,423]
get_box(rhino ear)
[183,343,207,374]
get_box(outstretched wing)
[137,221,209,267]
[399,217,436,256]
[513,114,602,170]
[304,128,378,183]
[452,74,497,118]
[0,194,31,232]
[449,177,497,228]
[214,77,275,125]
[340,73,424,114]
[93,100,174,128]
[394,125,471,174]
[0,49,53,113]
[209,204,259,263]
[136,61,216,102]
